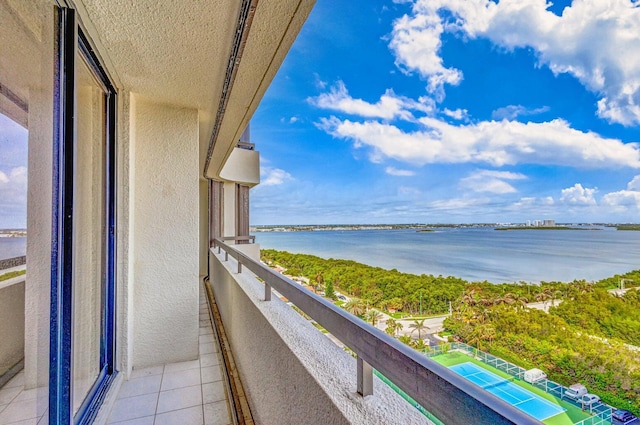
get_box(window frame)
[50,6,118,424]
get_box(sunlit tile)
[200,366,222,384]
[202,382,225,404]
[129,365,164,380]
[160,368,201,392]
[204,401,231,425]
[157,385,202,414]
[107,393,158,423]
[200,354,219,368]
[155,406,203,425]
[164,360,200,373]
[0,397,46,423]
[118,374,162,399]
[107,415,154,425]
[0,386,22,405]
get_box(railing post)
[264,283,272,301]
[237,261,242,274]
[225,252,228,261]
[357,355,373,397]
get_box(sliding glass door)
[51,6,117,424]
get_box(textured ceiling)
[79,0,238,112]
[78,0,314,179]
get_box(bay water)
[255,227,640,284]
[0,237,26,262]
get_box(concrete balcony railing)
[0,256,26,388]
[209,240,542,425]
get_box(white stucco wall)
[24,61,55,390]
[219,147,260,186]
[209,249,430,425]
[130,95,200,368]
[0,280,25,377]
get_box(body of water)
[255,227,640,283]
[0,237,26,261]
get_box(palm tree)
[343,298,366,318]
[385,323,396,336]
[385,318,404,337]
[398,335,412,346]
[366,309,383,326]
[411,338,428,351]
[409,319,429,340]
[393,320,404,337]
[314,272,324,293]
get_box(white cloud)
[319,115,640,168]
[627,175,640,191]
[392,0,640,125]
[560,183,598,205]
[602,190,640,208]
[601,175,640,209]
[0,167,28,224]
[398,186,421,196]
[427,196,491,211]
[289,116,299,124]
[308,81,433,120]
[443,108,468,120]
[492,105,550,120]
[260,167,293,186]
[389,11,462,100]
[313,73,327,89]
[512,196,555,208]
[460,169,526,194]
[386,166,415,176]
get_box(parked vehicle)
[579,394,600,407]
[563,383,587,400]
[524,368,547,384]
[612,410,639,425]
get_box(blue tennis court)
[450,362,566,421]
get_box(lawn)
[431,351,594,425]
[0,269,26,282]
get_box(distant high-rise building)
[543,219,556,227]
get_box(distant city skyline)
[250,0,640,225]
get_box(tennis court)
[450,362,566,421]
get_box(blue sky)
[1,1,639,228]
[251,0,640,225]
[0,113,28,229]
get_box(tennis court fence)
[424,342,614,425]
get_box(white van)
[563,383,588,400]
[524,368,547,383]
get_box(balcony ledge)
[209,248,431,425]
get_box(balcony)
[0,256,26,389]
[207,239,543,425]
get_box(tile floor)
[107,285,232,425]
[0,371,47,425]
[0,284,231,425]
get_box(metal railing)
[0,256,26,272]
[212,238,542,425]
[219,235,255,244]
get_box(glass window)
[72,51,107,415]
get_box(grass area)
[431,351,593,425]
[386,311,448,320]
[616,225,640,231]
[0,269,26,282]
